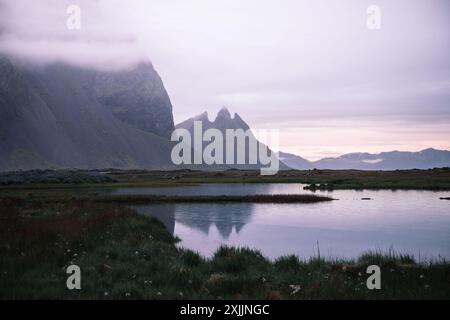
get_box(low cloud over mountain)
[0,55,175,171]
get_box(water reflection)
[132,203,254,240]
[104,183,306,197]
[119,184,450,260]
[131,204,176,234]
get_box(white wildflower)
[289,284,301,295]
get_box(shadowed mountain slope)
[0,56,175,171]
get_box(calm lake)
[106,184,450,260]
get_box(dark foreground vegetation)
[1,198,449,300]
[0,169,115,185]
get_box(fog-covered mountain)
[281,148,450,170]
[0,55,175,171]
[2,53,448,172]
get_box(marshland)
[1,168,449,299]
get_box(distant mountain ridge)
[277,151,311,170]
[280,148,450,170]
[177,110,450,170]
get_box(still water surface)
[107,184,450,260]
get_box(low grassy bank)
[106,168,450,190]
[1,199,449,300]
[0,194,334,205]
[95,194,335,204]
[1,168,450,193]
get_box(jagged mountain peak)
[195,111,210,121]
[176,108,250,131]
[175,107,284,170]
[211,108,250,131]
[233,112,245,121]
[216,107,232,121]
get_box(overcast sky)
[0,0,449,159]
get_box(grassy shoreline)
[1,199,449,300]
[0,194,335,205]
[2,168,450,192]
[94,194,335,204]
